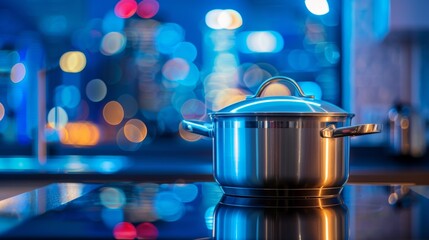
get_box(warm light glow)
[10,63,26,83]
[59,51,87,73]
[305,0,330,15]
[114,0,138,18]
[124,119,148,143]
[60,121,100,146]
[260,82,291,97]
[212,88,247,111]
[0,102,4,121]
[205,9,242,30]
[103,101,125,125]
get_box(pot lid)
[213,76,350,116]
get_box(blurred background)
[0,0,342,157]
[1,0,429,169]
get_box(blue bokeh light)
[155,23,185,54]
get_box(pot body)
[212,115,352,197]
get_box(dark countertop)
[0,181,428,239]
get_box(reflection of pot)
[388,103,426,158]
[213,195,348,240]
[182,76,382,197]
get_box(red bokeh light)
[137,0,160,19]
[136,222,159,240]
[114,0,138,18]
[113,222,137,240]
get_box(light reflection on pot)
[213,195,348,240]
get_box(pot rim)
[210,112,355,118]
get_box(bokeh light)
[114,0,138,18]
[137,0,160,19]
[205,9,242,30]
[242,64,273,89]
[10,63,26,83]
[100,187,127,209]
[124,119,148,143]
[180,99,206,120]
[101,32,127,56]
[305,0,330,15]
[173,183,198,203]
[172,42,197,62]
[86,79,107,102]
[162,58,190,81]
[60,121,100,146]
[212,88,247,111]
[103,101,124,125]
[154,191,184,222]
[59,51,87,73]
[113,222,136,240]
[56,85,81,109]
[116,127,147,151]
[177,63,200,87]
[237,31,283,53]
[136,222,159,240]
[0,102,4,121]
[155,23,184,54]
[47,107,68,129]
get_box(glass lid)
[213,76,350,116]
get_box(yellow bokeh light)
[103,101,124,125]
[179,122,202,142]
[124,119,148,143]
[59,51,87,73]
[0,102,4,121]
[60,122,100,146]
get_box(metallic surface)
[215,76,350,116]
[320,123,382,138]
[212,115,352,197]
[182,76,382,197]
[214,195,348,240]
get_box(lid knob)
[248,76,315,99]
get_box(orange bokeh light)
[124,119,148,143]
[60,121,100,146]
[103,101,124,125]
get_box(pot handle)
[320,124,382,138]
[181,120,214,138]
[249,76,314,99]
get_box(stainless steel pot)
[182,76,382,197]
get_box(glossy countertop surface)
[0,181,429,239]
